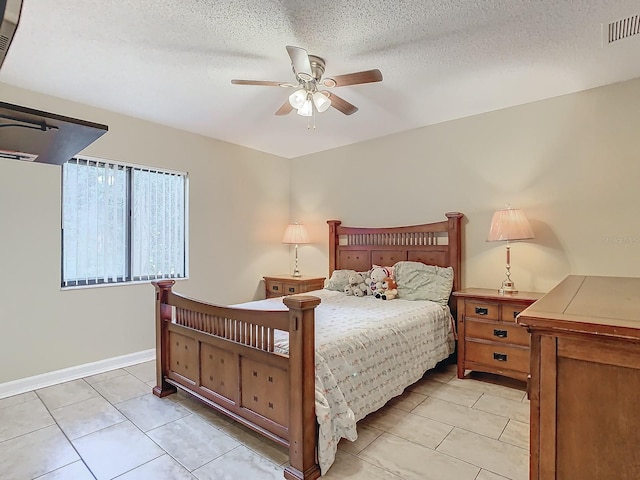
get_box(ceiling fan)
[231,46,383,117]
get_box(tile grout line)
[32,387,98,480]
[363,429,483,477]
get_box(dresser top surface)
[518,275,640,337]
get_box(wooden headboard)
[327,212,464,294]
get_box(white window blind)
[62,157,187,287]
[132,168,185,280]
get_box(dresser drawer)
[501,304,528,323]
[465,301,499,320]
[465,319,530,347]
[465,341,529,373]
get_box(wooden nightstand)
[263,274,325,299]
[453,288,544,382]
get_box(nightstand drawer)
[282,283,300,295]
[501,304,527,322]
[266,281,284,296]
[465,319,530,347]
[465,301,499,320]
[465,341,529,373]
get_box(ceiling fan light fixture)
[297,99,313,117]
[288,89,307,109]
[312,91,331,112]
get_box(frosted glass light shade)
[282,223,310,244]
[312,91,331,112]
[297,99,313,117]
[288,89,307,109]
[487,208,534,242]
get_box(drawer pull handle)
[288,287,295,292]
[475,307,488,315]
[513,311,521,319]
[493,353,508,362]
[272,285,279,291]
[494,329,508,338]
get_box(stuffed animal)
[369,266,391,296]
[344,272,369,297]
[375,277,398,300]
[361,270,374,296]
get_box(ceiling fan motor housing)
[295,54,326,82]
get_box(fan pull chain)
[307,106,316,130]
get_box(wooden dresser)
[518,275,640,480]
[263,274,325,298]
[453,288,544,382]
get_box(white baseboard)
[0,349,156,400]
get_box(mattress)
[235,288,455,474]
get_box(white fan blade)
[286,46,313,81]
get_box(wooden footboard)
[152,280,321,480]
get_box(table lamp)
[282,222,310,277]
[487,207,534,294]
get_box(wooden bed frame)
[152,212,463,480]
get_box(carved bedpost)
[326,220,341,277]
[152,280,177,398]
[283,295,322,480]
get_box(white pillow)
[394,261,454,305]
[324,269,357,291]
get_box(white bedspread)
[234,289,454,474]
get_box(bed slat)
[175,307,278,352]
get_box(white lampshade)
[487,207,534,295]
[282,223,310,245]
[312,91,331,112]
[288,89,307,109]
[297,99,313,117]
[282,223,309,277]
[487,208,534,242]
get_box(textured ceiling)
[2,0,639,158]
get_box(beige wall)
[290,77,640,294]
[3,77,640,385]
[0,83,291,383]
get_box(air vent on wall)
[605,14,640,44]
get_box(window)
[62,157,188,287]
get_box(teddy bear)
[361,270,374,296]
[369,266,391,297]
[375,276,398,300]
[344,272,369,297]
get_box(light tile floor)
[0,361,529,479]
